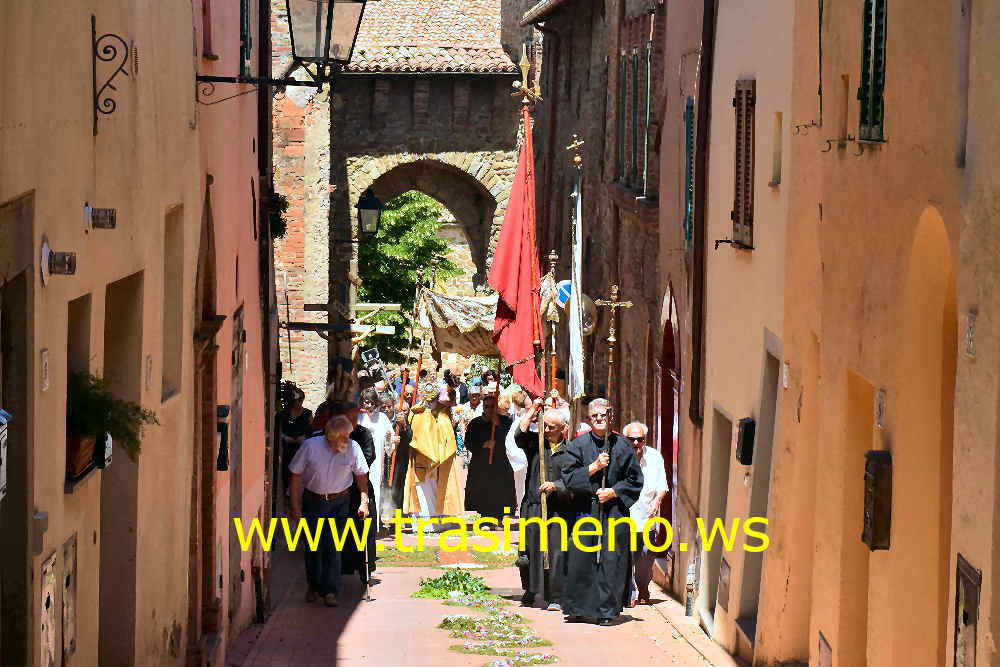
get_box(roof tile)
[346,0,518,73]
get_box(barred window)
[732,79,756,249]
[683,97,695,249]
[858,0,887,141]
[240,0,252,77]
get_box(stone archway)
[350,156,508,287]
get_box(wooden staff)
[389,368,408,486]
[488,358,501,465]
[390,268,425,485]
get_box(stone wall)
[271,0,521,409]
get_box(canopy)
[416,288,501,359]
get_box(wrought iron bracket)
[92,15,131,136]
[714,238,755,251]
[195,61,339,104]
[793,120,820,136]
[822,135,868,155]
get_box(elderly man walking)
[623,421,668,606]
[288,415,370,607]
[515,398,574,611]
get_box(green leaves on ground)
[412,568,489,598]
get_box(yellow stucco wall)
[776,0,975,665]
[1,1,201,664]
[700,0,794,657]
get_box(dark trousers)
[302,492,350,596]
[630,544,655,600]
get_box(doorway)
[658,310,678,528]
[228,306,245,622]
[703,409,733,627]
[737,351,781,644]
[98,271,144,666]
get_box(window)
[732,79,756,248]
[240,0,252,77]
[250,177,257,241]
[770,112,783,186]
[858,0,887,141]
[202,0,215,58]
[162,207,183,400]
[683,97,695,249]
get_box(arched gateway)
[271,0,522,407]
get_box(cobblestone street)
[228,531,743,667]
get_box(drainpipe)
[531,22,560,253]
[688,0,717,428]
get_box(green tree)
[358,191,460,365]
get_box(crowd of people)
[275,362,669,625]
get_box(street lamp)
[356,190,383,239]
[196,0,368,90]
[287,0,366,70]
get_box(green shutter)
[240,0,252,77]
[683,97,695,250]
[619,54,627,182]
[631,48,640,187]
[859,0,886,140]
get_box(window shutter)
[631,47,640,187]
[240,0,252,77]
[683,97,695,249]
[732,79,756,248]
[858,0,887,140]
[619,53,626,181]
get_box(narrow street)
[228,532,743,666]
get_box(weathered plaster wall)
[196,0,270,655]
[777,1,967,665]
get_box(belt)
[304,487,350,501]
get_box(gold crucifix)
[566,134,584,169]
[595,284,632,400]
[511,44,542,104]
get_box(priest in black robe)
[463,393,516,520]
[515,398,574,611]
[560,398,643,625]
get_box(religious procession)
[10,0,995,665]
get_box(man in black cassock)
[560,398,643,625]
[515,397,574,611]
[463,393,516,520]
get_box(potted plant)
[66,371,158,480]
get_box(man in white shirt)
[468,385,484,417]
[289,415,370,607]
[623,421,668,606]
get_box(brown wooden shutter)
[732,79,756,248]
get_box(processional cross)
[595,285,632,404]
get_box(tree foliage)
[358,191,460,365]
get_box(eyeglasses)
[627,436,646,443]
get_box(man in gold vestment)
[403,382,464,518]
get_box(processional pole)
[511,43,548,571]
[593,285,632,563]
[390,267,425,486]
